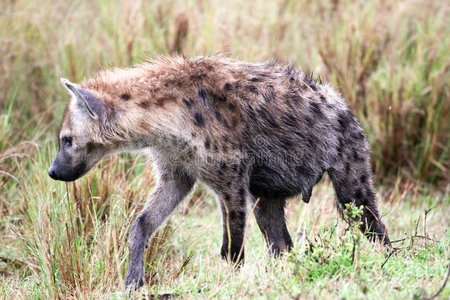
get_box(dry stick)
[351,237,357,266]
[425,262,450,300]
[424,206,436,239]
[223,203,232,265]
[365,205,388,244]
[380,248,397,269]
[412,215,421,247]
[390,235,439,244]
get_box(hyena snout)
[48,152,87,182]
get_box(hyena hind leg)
[328,167,391,246]
[253,197,293,256]
[125,168,194,290]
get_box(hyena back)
[48,56,390,290]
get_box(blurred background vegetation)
[0,0,449,298]
[1,0,448,187]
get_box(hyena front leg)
[125,168,194,290]
[252,197,293,256]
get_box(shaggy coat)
[49,56,390,290]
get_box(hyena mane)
[49,55,391,290]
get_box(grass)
[0,0,449,298]
[0,151,448,298]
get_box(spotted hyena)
[48,56,390,290]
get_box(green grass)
[0,0,449,298]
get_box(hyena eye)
[61,136,72,148]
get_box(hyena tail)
[327,148,391,247]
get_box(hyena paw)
[220,245,244,265]
[125,264,145,291]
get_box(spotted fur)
[49,55,391,290]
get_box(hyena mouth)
[48,162,87,182]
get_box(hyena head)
[48,78,109,181]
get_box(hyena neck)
[80,61,194,154]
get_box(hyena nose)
[48,168,58,180]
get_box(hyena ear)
[60,78,101,120]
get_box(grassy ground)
[0,152,448,298]
[0,0,449,298]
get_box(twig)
[425,262,450,300]
[380,249,397,269]
[423,206,435,238]
[390,235,439,244]
[351,236,357,265]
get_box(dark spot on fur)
[337,139,344,157]
[306,136,315,148]
[290,89,301,102]
[235,82,240,89]
[304,116,314,127]
[337,114,347,130]
[204,138,211,149]
[194,113,205,127]
[214,93,227,103]
[237,167,244,176]
[120,93,130,100]
[366,189,375,199]
[250,77,263,82]
[193,145,197,151]
[137,214,147,229]
[224,83,232,90]
[231,164,239,172]
[214,110,222,121]
[247,85,258,93]
[360,175,367,183]
[320,95,327,103]
[281,137,293,151]
[345,162,351,174]
[139,101,150,108]
[228,102,236,111]
[224,194,231,201]
[281,113,297,127]
[351,131,365,140]
[257,107,278,128]
[263,87,276,103]
[310,102,323,117]
[352,148,364,162]
[230,211,237,220]
[199,89,209,106]
[213,144,218,151]
[183,98,192,109]
[226,181,232,187]
[219,161,227,170]
[238,188,245,197]
[354,189,363,199]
